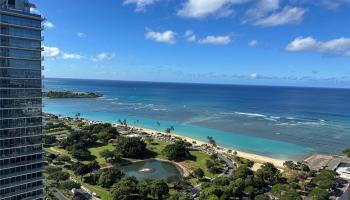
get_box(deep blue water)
[43,78,350,160]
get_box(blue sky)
[34,0,350,88]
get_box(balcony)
[0,8,44,20]
[0,186,44,200]
[0,22,43,31]
[0,168,43,180]
[0,159,43,170]
[0,34,43,41]
[0,56,42,61]
[0,148,43,159]
[0,177,43,192]
[0,45,43,52]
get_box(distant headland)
[43,91,102,98]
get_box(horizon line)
[45,76,350,90]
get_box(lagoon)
[119,159,181,181]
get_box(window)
[8,0,15,6]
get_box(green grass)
[186,150,215,178]
[65,169,112,200]
[145,139,216,178]
[47,146,70,156]
[45,136,216,199]
[146,139,168,159]
[45,130,70,136]
[89,143,115,165]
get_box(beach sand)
[127,125,286,170]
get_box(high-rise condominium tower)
[0,0,43,199]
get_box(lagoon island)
[43,91,102,98]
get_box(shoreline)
[46,113,288,169]
[128,125,287,169]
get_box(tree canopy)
[115,137,147,158]
[343,148,350,157]
[162,141,191,161]
[110,177,142,200]
[98,167,124,188]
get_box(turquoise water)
[45,100,312,160]
[44,78,350,160]
[119,159,181,181]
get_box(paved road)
[339,184,350,200]
[189,153,236,198]
[49,187,69,200]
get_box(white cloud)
[248,40,258,47]
[43,46,60,58]
[198,35,231,45]
[43,21,55,29]
[123,0,159,12]
[243,0,280,24]
[285,37,350,57]
[313,0,350,10]
[285,37,317,51]
[145,30,176,44]
[77,32,87,38]
[43,46,84,59]
[250,73,258,79]
[185,30,197,42]
[254,6,306,27]
[30,7,41,15]
[177,0,248,19]
[62,53,84,59]
[92,52,116,62]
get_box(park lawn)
[65,169,112,200]
[45,130,70,136]
[47,146,70,157]
[145,139,168,159]
[186,150,216,178]
[88,143,115,165]
[146,139,216,178]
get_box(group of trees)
[283,160,310,172]
[110,177,169,200]
[162,141,191,161]
[83,123,119,143]
[71,161,100,180]
[207,136,217,147]
[45,166,70,184]
[69,163,170,200]
[343,148,350,157]
[43,135,58,146]
[165,126,175,134]
[271,184,301,200]
[60,130,96,160]
[98,167,124,188]
[193,168,205,179]
[44,122,73,132]
[115,137,147,158]
[309,170,338,200]
[59,123,120,161]
[199,163,282,200]
[45,165,81,192]
[205,154,224,174]
[43,91,102,98]
[100,149,122,163]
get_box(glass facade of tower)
[0,0,43,199]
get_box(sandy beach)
[127,125,286,170]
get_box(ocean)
[43,78,350,160]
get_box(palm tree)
[75,112,81,120]
[207,136,217,147]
